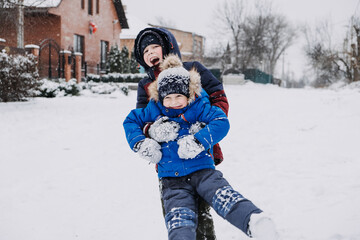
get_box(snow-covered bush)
[36,79,131,97]
[37,79,60,97]
[36,79,81,98]
[84,81,129,95]
[0,51,40,102]
[86,72,146,83]
[58,79,81,96]
[86,74,101,82]
[121,86,129,96]
[88,82,118,94]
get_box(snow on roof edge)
[23,0,62,8]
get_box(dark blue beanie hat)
[139,31,163,54]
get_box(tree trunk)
[356,28,360,81]
[17,0,24,48]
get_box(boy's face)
[143,44,163,67]
[163,94,188,109]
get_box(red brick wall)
[25,14,61,47]
[0,13,62,78]
[119,39,134,54]
[0,9,18,47]
[0,11,61,49]
[48,0,122,73]
[167,28,204,62]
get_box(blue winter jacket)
[123,90,230,178]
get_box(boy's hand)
[148,116,180,142]
[177,135,205,159]
[135,138,162,164]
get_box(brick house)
[0,0,128,79]
[149,25,205,63]
[119,14,205,63]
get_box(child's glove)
[148,116,180,142]
[189,121,206,135]
[177,135,205,159]
[134,138,162,164]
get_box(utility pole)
[17,0,24,48]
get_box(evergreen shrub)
[0,51,40,102]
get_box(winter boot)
[247,213,279,240]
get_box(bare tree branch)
[213,0,246,69]
[212,0,294,76]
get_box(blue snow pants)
[160,169,262,240]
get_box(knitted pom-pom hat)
[148,54,202,104]
[157,58,190,102]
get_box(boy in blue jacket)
[123,55,278,240]
[134,27,227,239]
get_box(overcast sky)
[122,0,359,79]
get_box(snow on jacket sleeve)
[185,99,230,151]
[123,102,160,150]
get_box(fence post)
[24,44,40,58]
[84,62,87,78]
[60,50,72,82]
[74,52,83,83]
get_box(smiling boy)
[123,55,279,240]
[133,27,229,240]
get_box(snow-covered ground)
[1,82,360,240]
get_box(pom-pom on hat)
[148,54,202,104]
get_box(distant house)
[0,0,128,79]
[149,24,205,63]
[118,13,205,63]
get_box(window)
[81,0,84,9]
[197,41,202,53]
[88,0,93,15]
[96,0,99,14]
[74,35,84,53]
[74,34,85,66]
[100,40,109,71]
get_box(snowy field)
[1,82,360,240]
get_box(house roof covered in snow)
[120,14,150,39]
[23,0,61,8]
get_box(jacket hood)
[134,27,181,77]
[147,54,202,105]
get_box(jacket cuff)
[194,133,210,150]
[143,122,153,137]
[133,139,144,152]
